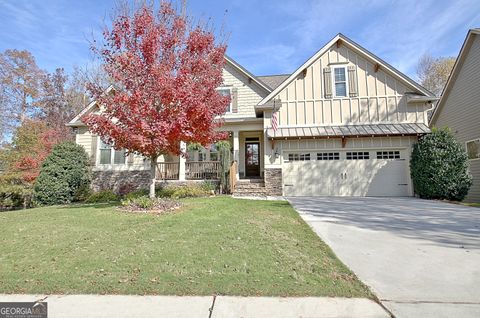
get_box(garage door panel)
[283,149,410,197]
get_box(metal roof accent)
[266,123,430,139]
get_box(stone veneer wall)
[92,171,152,193]
[92,171,220,194]
[264,168,282,196]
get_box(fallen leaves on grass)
[119,197,182,215]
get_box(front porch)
[154,129,265,186]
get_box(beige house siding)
[73,60,267,171]
[222,62,269,118]
[75,126,150,171]
[274,43,430,127]
[432,34,480,202]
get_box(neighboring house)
[68,33,436,196]
[430,29,480,202]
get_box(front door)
[245,142,260,177]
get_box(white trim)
[331,66,349,98]
[465,138,480,161]
[68,85,115,125]
[97,139,127,167]
[257,33,433,107]
[224,55,272,93]
[258,35,339,106]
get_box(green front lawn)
[0,197,372,297]
[462,202,480,208]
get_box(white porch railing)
[156,161,221,180]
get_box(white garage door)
[283,150,410,196]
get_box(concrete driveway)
[288,197,480,318]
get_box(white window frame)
[216,87,233,113]
[97,140,126,166]
[332,66,349,98]
[465,138,480,161]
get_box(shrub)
[199,180,217,193]
[120,196,181,214]
[156,184,210,199]
[85,190,119,203]
[123,189,148,200]
[0,175,35,210]
[0,184,34,210]
[410,127,473,201]
[34,142,91,205]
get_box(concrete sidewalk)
[0,294,390,318]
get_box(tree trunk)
[149,155,158,198]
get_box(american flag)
[271,110,278,132]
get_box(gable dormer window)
[217,87,232,113]
[333,67,348,97]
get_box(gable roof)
[224,55,272,93]
[430,28,480,124]
[68,56,271,127]
[257,74,290,90]
[67,84,115,127]
[257,33,434,107]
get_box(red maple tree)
[83,2,228,197]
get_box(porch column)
[179,141,186,181]
[233,130,240,181]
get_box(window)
[217,88,232,112]
[466,139,480,160]
[209,144,218,161]
[198,150,207,162]
[99,140,126,165]
[346,151,370,160]
[376,151,401,159]
[333,67,348,97]
[114,149,126,164]
[288,153,310,161]
[99,141,112,164]
[317,152,340,160]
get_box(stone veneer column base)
[92,170,152,193]
[264,168,283,196]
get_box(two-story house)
[430,29,480,202]
[68,33,436,197]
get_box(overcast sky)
[1,0,479,79]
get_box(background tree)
[410,127,472,201]
[37,68,94,139]
[416,53,456,96]
[83,1,228,197]
[0,49,44,140]
[1,120,62,183]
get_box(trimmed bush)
[199,180,217,193]
[156,184,210,199]
[34,142,91,205]
[123,189,149,200]
[410,127,472,201]
[85,190,119,203]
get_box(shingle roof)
[266,123,430,139]
[257,74,290,90]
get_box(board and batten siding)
[274,44,429,127]
[222,62,268,118]
[433,34,480,202]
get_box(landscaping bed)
[0,197,372,298]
